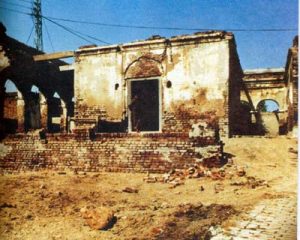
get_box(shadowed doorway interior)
[129,79,160,132]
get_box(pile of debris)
[230,176,269,189]
[143,163,247,188]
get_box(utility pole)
[32,0,43,51]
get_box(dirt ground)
[0,136,297,240]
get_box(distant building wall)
[240,69,287,135]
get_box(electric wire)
[45,16,298,32]
[0,6,297,33]
[0,0,32,10]
[68,28,111,44]
[26,23,34,43]
[16,0,32,5]
[42,16,96,45]
[0,5,31,15]
[0,4,297,52]
[43,16,110,44]
[0,6,109,45]
[43,18,55,52]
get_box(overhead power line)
[43,18,54,52]
[16,0,32,5]
[1,6,297,33]
[26,24,34,44]
[0,0,32,10]
[67,27,111,44]
[42,16,97,45]
[0,5,30,15]
[46,16,298,32]
[0,5,298,51]
[0,6,110,45]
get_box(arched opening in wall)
[257,99,279,112]
[48,92,66,133]
[25,85,44,131]
[256,99,280,136]
[125,57,162,132]
[3,80,24,133]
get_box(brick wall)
[74,33,236,138]
[0,132,221,174]
[3,93,17,120]
[162,112,219,135]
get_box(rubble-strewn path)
[211,196,297,240]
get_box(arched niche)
[125,57,163,79]
[2,79,25,133]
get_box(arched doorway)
[128,78,161,132]
[257,99,279,112]
[125,57,163,132]
[48,92,67,133]
[3,80,25,133]
[24,85,47,131]
[256,99,280,136]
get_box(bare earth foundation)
[0,137,297,240]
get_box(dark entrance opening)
[129,79,159,132]
[25,92,41,130]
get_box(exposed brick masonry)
[3,93,17,119]
[0,132,221,174]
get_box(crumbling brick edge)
[0,132,224,174]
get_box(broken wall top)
[75,31,234,56]
[0,28,74,103]
[243,68,285,82]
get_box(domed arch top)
[125,57,163,79]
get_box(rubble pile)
[230,176,269,189]
[143,163,267,188]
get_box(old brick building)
[73,31,242,138]
[0,30,244,173]
[0,26,297,173]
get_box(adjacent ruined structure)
[0,24,73,135]
[238,36,298,136]
[285,36,298,134]
[240,68,286,135]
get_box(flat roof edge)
[244,68,285,74]
[76,31,233,54]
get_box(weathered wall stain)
[74,31,241,137]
